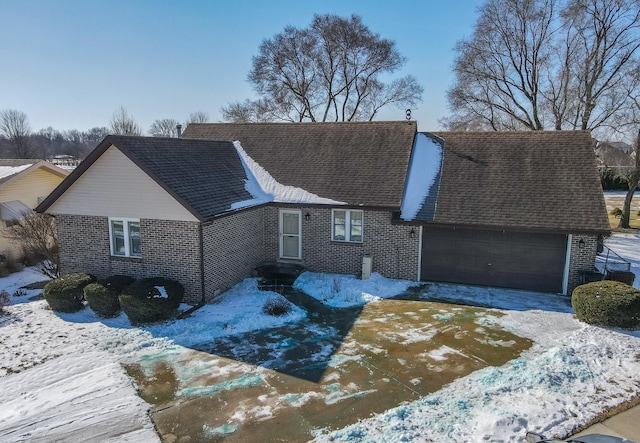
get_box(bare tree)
[186,111,210,124]
[221,99,281,123]
[445,0,640,137]
[83,126,109,145]
[2,213,59,278]
[33,126,64,158]
[0,109,35,158]
[618,129,640,228]
[149,118,180,137]
[223,14,423,122]
[109,106,142,136]
[448,0,556,131]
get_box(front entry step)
[255,262,307,285]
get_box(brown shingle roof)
[426,131,610,233]
[183,121,417,207]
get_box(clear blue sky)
[0,0,484,134]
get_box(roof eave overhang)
[390,214,611,236]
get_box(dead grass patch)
[604,192,640,230]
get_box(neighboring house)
[47,154,81,169]
[37,123,609,304]
[594,141,635,172]
[0,160,69,262]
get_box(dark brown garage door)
[421,227,567,293]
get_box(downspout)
[417,226,423,281]
[561,234,572,296]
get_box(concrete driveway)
[126,287,533,442]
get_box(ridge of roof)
[186,120,417,127]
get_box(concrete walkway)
[571,405,640,442]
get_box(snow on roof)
[0,163,32,180]
[231,141,346,210]
[400,133,442,221]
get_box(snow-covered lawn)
[599,233,640,289]
[0,276,303,442]
[1,233,640,442]
[294,271,419,308]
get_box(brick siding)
[56,214,110,277]
[567,234,600,294]
[263,206,420,280]
[54,214,203,304]
[55,210,596,305]
[202,208,265,302]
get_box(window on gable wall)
[109,218,141,257]
[332,209,363,243]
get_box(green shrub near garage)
[118,277,183,324]
[43,273,96,313]
[572,280,640,329]
[84,275,136,318]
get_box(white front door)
[280,210,301,259]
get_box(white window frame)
[108,217,142,258]
[331,209,364,243]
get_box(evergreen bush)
[43,273,96,313]
[84,275,136,318]
[572,280,640,328]
[600,167,629,191]
[119,277,183,324]
[610,207,623,217]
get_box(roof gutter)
[390,214,610,236]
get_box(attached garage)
[400,131,611,295]
[420,227,569,293]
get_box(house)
[0,160,69,262]
[594,141,635,173]
[37,122,609,304]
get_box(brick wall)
[202,207,265,301]
[567,234,599,294]
[54,214,203,304]
[263,206,420,280]
[56,214,110,277]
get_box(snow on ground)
[146,278,305,348]
[0,274,304,442]
[308,234,640,442]
[294,271,419,307]
[601,233,640,289]
[2,234,640,442]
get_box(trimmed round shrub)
[84,275,136,318]
[572,280,640,328]
[118,277,183,324]
[43,273,96,313]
